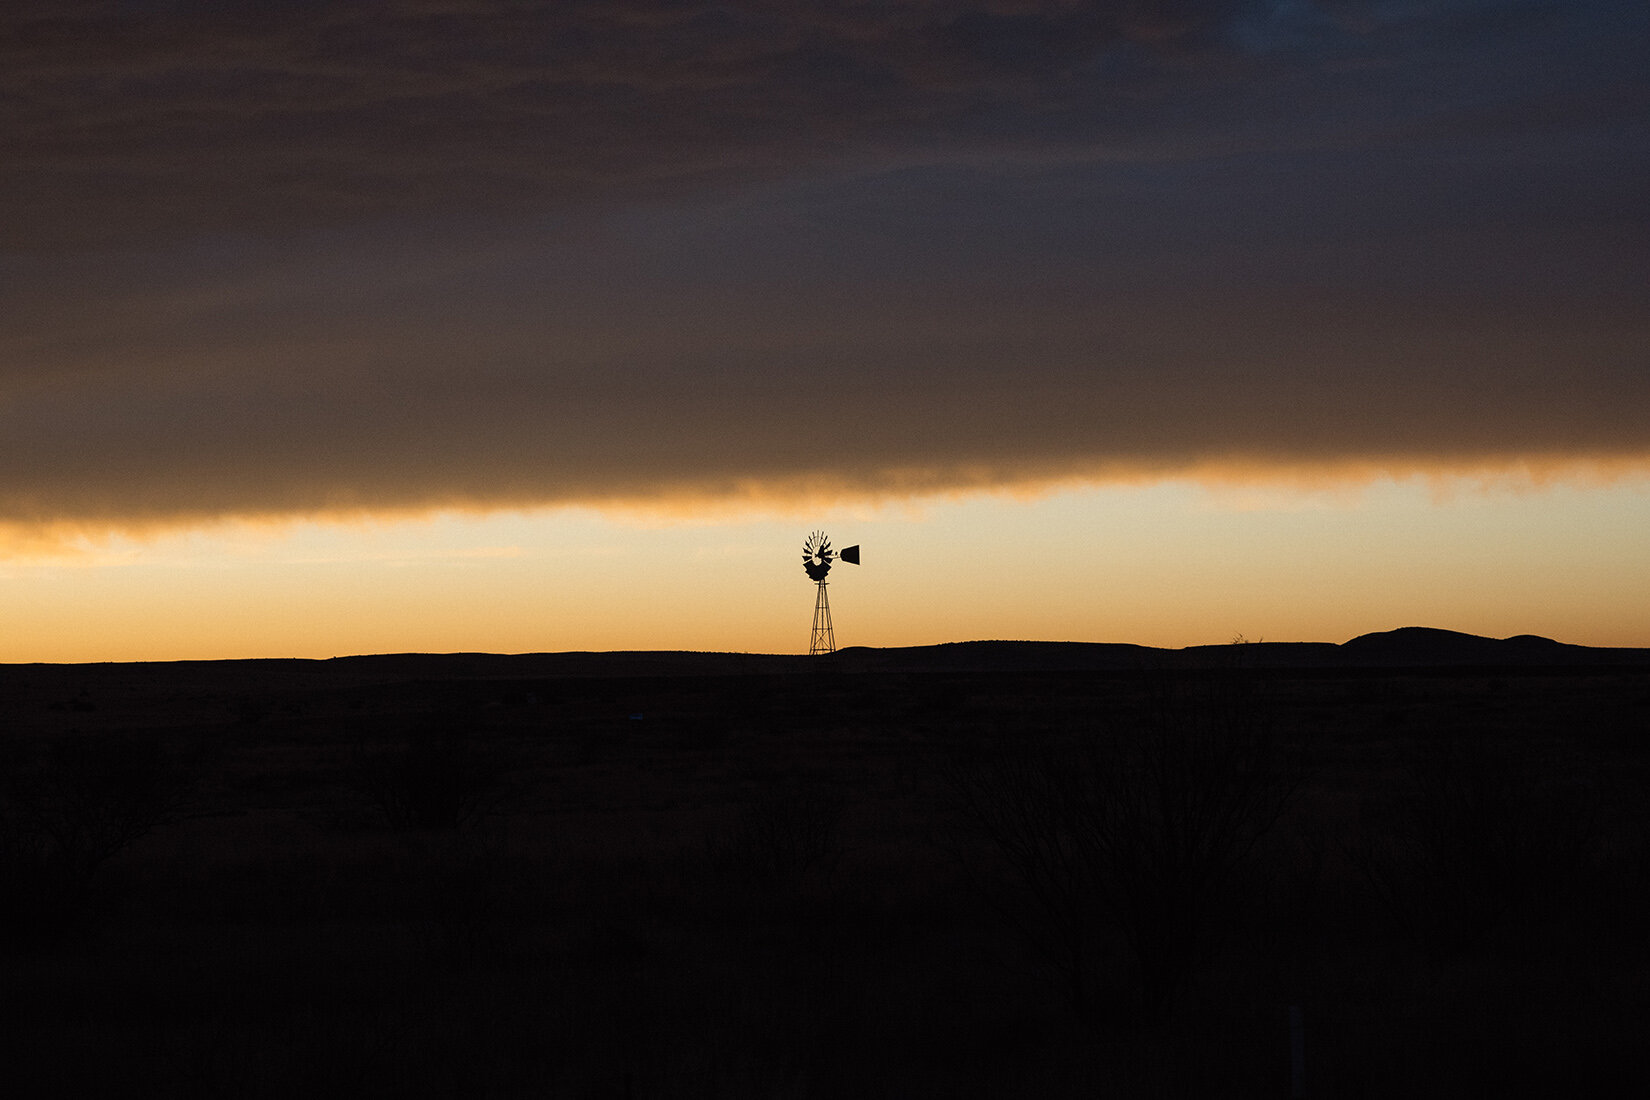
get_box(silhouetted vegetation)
[1345,728,1600,959]
[1,731,201,943]
[940,664,1301,1022]
[348,715,514,830]
[1,654,1647,1095]
[700,777,848,886]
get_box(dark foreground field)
[3,632,1648,1097]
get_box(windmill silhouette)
[802,530,859,654]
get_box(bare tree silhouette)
[348,715,514,831]
[941,658,1302,1021]
[1346,729,1599,959]
[1,732,201,942]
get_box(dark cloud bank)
[2,1,1647,527]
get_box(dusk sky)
[3,0,1648,661]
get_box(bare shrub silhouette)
[1345,731,1598,959]
[938,739,1097,1013]
[701,780,847,886]
[349,717,513,831]
[0,732,201,941]
[940,663,1301,1022]
[400,832,542,969]
[1252,821,1330,967]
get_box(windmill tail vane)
[802,530,859,654]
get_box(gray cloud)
[1,1,1647,528]
[5,0,1539,247]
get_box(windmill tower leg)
[810,579,835,655]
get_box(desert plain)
[2,628,1647,1097]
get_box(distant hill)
[4,630,1645,685]
[819,630,1648,673]
[1338,626,1573,666]
[828,630,1648,673]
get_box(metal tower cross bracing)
[810,579,835,655]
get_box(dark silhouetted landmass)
[5,629,1640,698]
[2,628,1646,1096]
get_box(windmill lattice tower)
[802,530,859,654]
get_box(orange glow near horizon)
[3,467,1648,663]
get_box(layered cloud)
[2,0,1647,531]
[1,0,1275,246]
